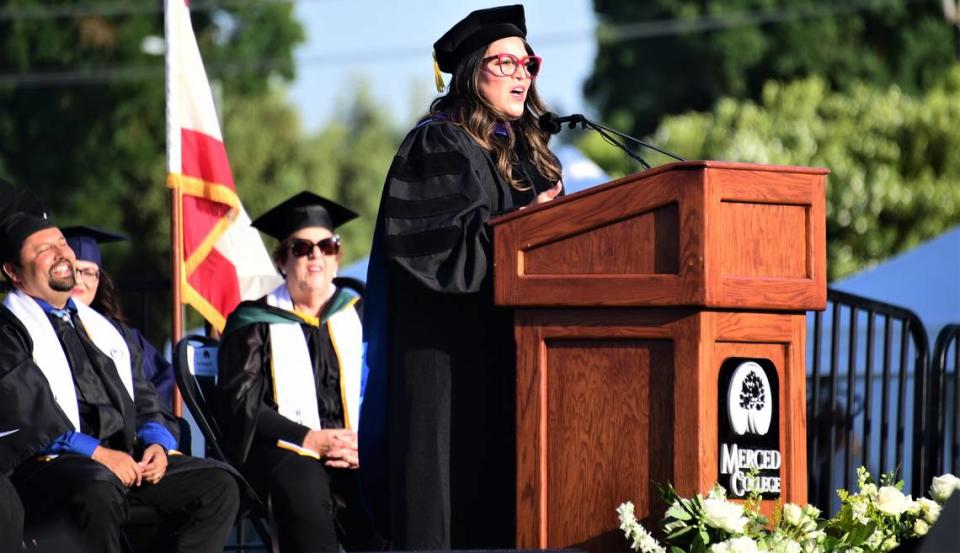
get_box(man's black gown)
[360,119,560,549]
[0,303,238,553]
[0,471,23,551]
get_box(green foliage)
[620,467,954,552]
[582,70,960,280]
[0,0,304,278]
[225,83,401,266]
[587,0,956,135]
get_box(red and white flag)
[165,0,281,331]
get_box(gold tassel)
[433,52,445,93]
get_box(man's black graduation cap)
[251,192,358,240]
[0,179,54,263]
[432,5,527,89]
[62,225,128,266]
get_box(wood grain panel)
[718,202,808,278]
[493,165,707,307]
[523,203,679,275]
[513,308,808,550]
[493,162,827,310]
[712,169,819,204]
[515,310,699,552]
[545,340,674,551]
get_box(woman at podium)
[360,4,563,549]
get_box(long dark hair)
[430,40,561,191]
[92,268,126,321]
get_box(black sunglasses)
[289,236,341,257]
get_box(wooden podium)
[490,161,827,552]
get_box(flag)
[165,0,281,331]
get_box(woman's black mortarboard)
[0,179,55,263]
[62,226,129,266]
[251,192,358,241]
[432,4,527,91]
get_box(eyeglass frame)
[75,267,101,282]
[287,235,342,258]
[481,53,543,78]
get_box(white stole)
[3,289,134,430]
[265,284,363,456]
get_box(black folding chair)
[173,335,278,553]
[333,276,365,298]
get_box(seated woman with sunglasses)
[359,4,563,549]
[215,192,384,553]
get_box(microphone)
[538,111,686,169]
[538,112,586,135]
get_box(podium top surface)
[490,160,829,227]
[490,160,828,311]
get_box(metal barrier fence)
[932,324,960,476]
[807,289,931,511]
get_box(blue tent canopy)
[831,225,960,339]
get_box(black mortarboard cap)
[0,179,55,263]
[62,225,128,266]
[251,192,358,240]
[434,5,526,74]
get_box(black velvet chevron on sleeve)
[380,123,500,294]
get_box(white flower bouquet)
[617,467,960,553]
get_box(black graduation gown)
[0,304,222,479]
[216,295,385,552]
[361,119,559,549]
[215,295,362,472]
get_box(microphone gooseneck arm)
[539,112,686,170]
[581,118,686,162]
[584,122,652,170]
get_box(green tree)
[0,1,304,280]
[586,0,956,135]
[0,1,304,338]
[597,72,960,280]
[224,83,401,266]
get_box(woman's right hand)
[526,180,563,208]
[301,428,357,459]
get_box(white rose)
[782,503,803,526]
[914,519,930,536]
[929,473,960,503]
[781,539,802,553]
[905,497,920,515]
[918,497,941,524]
[727,536,760,553]
[877,486,909,516]
[703,498,748,534]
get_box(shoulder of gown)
[380,119,504,293]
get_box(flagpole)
[165,0,184,418]
[170,188,184,418]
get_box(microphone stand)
[583,121,652,170]
[556,114,686,170]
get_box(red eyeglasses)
[482,53,542,78]
[289,236,341,257]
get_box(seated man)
[0,472,24,551]
[0,182,239,553]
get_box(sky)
[287,0,598,130]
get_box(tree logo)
[727,361,773,436]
